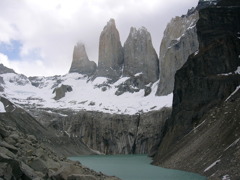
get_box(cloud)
[0,0,199,76]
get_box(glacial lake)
[69,155,206,180]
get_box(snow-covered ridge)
[0,73,173,115]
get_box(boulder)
[53,84,73,100]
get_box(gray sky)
[0,0,199,76]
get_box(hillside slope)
[0,96,119,179]
[154,1,240,179]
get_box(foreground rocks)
[0,120,119,180]
[154,1,240,179]
[0,96,120,179]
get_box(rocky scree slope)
[0,96,119,180]
[0,96,96,156]
[154,1,240,179]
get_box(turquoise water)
[69,155,206,180]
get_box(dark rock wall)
[47,108,172,155]
[154,1,240,178]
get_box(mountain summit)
[96,19,124,80]
[69,43,96,75]
[123,27,159,84]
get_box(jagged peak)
[103,18,117,31]
[75,42,85,47]
[107,18,116,26]
[129,26,150,39]
[73,42,88,62]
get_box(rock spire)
[97,19,124,80]
[123,27,159,83]
[69,43,96,75]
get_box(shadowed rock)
[53,84,72,100]
[154,1,240,178]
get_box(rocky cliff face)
[97,19,124,80]
[154,1,240,179]
[123,27,159,84]
[156,11,199,96]
[33,108,171,155]
[69,43,97,75]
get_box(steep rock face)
[154,1,240,178]
[45,108,171,155]
[69,43,97,75]
[154,91,240,179]
[97,19,124,80]
[156,11,199,96]
[123,27,159,84]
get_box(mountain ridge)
[153,0,240,179]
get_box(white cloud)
[0,53,11,67]
[0,0,199,76]
[0,53,63,76]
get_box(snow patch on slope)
[0,73,173,115]
[204,159,221,172]
[225,85,240,101]
[0,102,6,113]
